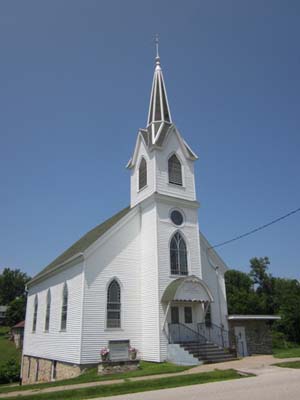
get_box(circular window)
[170,210,184,226]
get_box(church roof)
[127,47,198,169]
[147,49,172,140]
[29,206,131,286]
[29,204,228,287]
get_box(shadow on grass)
[0,369,249,400]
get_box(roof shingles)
[30,206,131,285]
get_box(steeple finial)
[155,34,160,65]
[147,35,172,134]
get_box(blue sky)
[0,1,299,279]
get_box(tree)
[272,278,300,342]
[0,268,30,305]
[225,270,264,314]
[5,297,26,327]
[249,257,271,291]
[226,258,300,343]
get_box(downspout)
[79,253,86,366]
[20,285,29,385]
[206,248,223,328]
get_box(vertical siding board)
[156,202,202,360]
[140,203,160,361]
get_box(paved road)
[99,365,300,400]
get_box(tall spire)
[147,35,172,135]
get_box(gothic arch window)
[107,279,121,328]
[168,154,182,186]
[138,157,147,190]
[170,232,188,275]
[61,283,68,331]
[32,295,38,332]
[45,289,51,332]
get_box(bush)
[272,331,297,349]
[0,358,20,384]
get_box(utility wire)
[209,206,300,250]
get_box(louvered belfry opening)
[168,154,182,186]
[139,158,147,190]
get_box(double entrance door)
[170,304,196,330]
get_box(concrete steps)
[179,341,237,364]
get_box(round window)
[170,210,184,226]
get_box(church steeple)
[147,36,172,139]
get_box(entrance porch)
[162,275,214,343]
[162,276,238,364]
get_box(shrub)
[272,331,296,349]
[0,358,20,384]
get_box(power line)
[209,206,300,250]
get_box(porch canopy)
[161,275,214,303]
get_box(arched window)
[168,154,182,186]
[170,232,188,275]
[61,283,68,331]
[138,157,147,190]
[107,280,121,328]
[45,289,51,332]
[32,295,38,332]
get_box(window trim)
[32,295,38,333]
[106,278,122,330]
[60,283,68,332]
[169,208,185,227]
[205,304,212,327]
[169,231,189,276]
[184,306,193,324]
[171,306,179,324]
[138,157,147,191]
[44,289,51,332]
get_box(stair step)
[201,357,237,364]
[199,353,235,359]
[177,339,237,364]
[183,346,224,352]
[193,351,232,357]
[182,343,220,348]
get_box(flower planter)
[101,354,109,362]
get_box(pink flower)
[100,347,109,356]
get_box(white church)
[22,49,236,384]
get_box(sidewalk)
[0,355,299,399]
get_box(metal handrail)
[168,322,207,345]
[197,322,238,352]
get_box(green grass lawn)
[0,369,247,400]
[0,327,21,367]
[0,361,192,394]
[274,361,300,369]
[273,346,300,359]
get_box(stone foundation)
[229,320,273,355]
[22,355,83,384]
[98,360,140,375]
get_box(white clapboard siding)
[156,201,202,360]
[80,210,142,364]
[23,261,84,364]
[139,201,160,361]
[130,138,156,208]
[155,129,196,202]
[200,233,229,330]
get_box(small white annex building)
[22,50,232,384]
